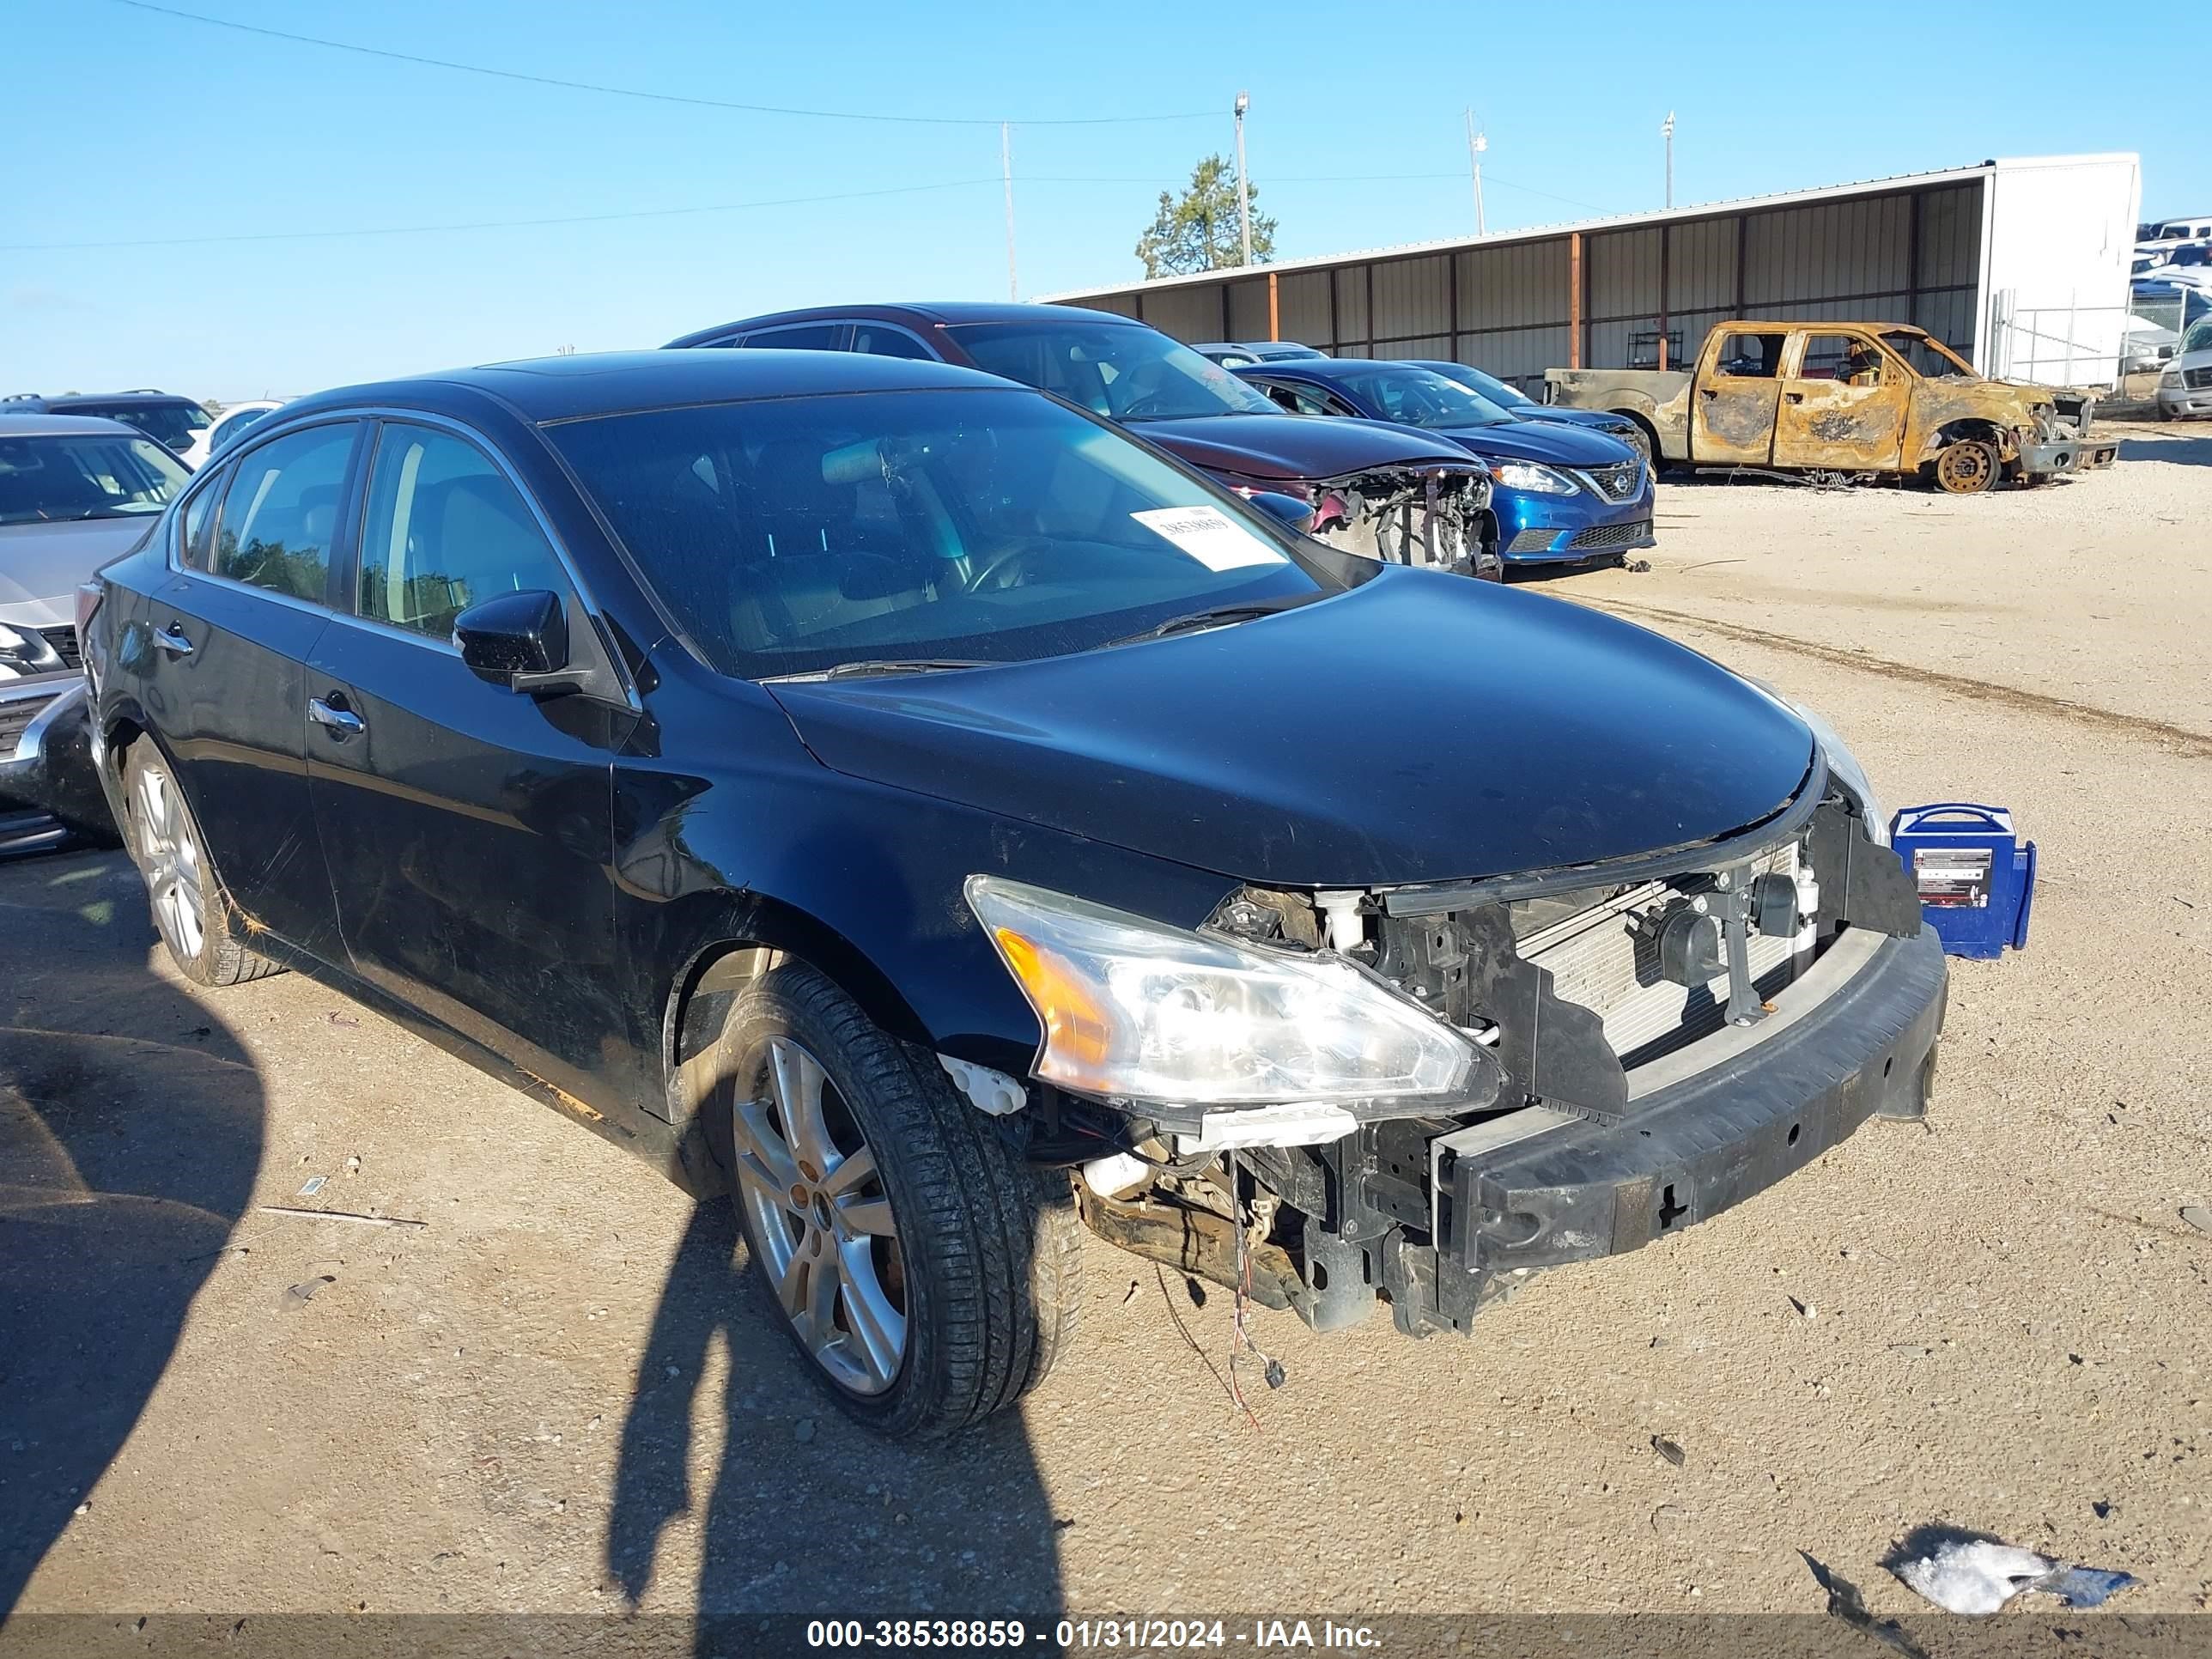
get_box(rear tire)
[121,742,284,987]
[704,962,1080,1437]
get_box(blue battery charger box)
[1889,803,2037,959]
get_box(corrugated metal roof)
[1039,155,2136,303]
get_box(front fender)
[613,755,1243,1117]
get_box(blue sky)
[5,0,2194,401]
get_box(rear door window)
[739,324,845,351]
[210,424,359,603]
[179,470,224,569]
[851,324,936,361]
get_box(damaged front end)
[1304,464,1496,578]
[1036,761,1947,1340]
[2017,398,2118,477]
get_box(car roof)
[33,390,203,409]
[665,300,1140,348]
[279,348,1019,426]
[0,411,149,437]
[1233,358,1397,383]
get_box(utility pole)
[1234,90,1253,267]
[1661,111,1675,210]
[1465,109,1486,235]
[1000,122,1018,300]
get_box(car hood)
[768,567,1815,889]
[0,518,150,614]
[1125,413,1480,483]
[1521,405,1632,433]
[1428,420,1638,468]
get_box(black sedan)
[82,349,1946,1436]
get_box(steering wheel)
[962,537,1053,594]
[1116,392,1176,419]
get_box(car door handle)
[1784,391,1805,404]
[1698,387,1719,398]
[308,696,365,739]
[152,623,194,657]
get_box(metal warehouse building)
[1045,154,2142,391]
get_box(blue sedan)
[1237,360,1656,569]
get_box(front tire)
[1933,438,2000,495]
[706,962,1080,1437]
[121,742,284,987]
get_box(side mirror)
[454,589,568,689]
[1248,490,1316,532]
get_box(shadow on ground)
[2118,432,2212,467]
[606,1200,1068,1637]
[0,850,265,1614]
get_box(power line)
[8,170,1619,253]
[0,179,1003,252]
[101,0,1219,127]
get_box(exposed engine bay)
[1028,785,1938,1341]
[1304,464,1496,577]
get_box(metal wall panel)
[1668,217,1739,312]
[1058,178,1991,373]
[1370,254,1451,345]
[1225,276,1269,338]
[1083,292,1139,318]
[1136,285,1222,342]
[1276,270,1334,346]
[1334,266,1368,349]
[1589,227,1662,319]
[1916,183,1982,291]
[1745,195,1911,307]
[1458,239,1570,330]
[1455,325,1572,388]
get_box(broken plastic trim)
[1380,749,1829,918]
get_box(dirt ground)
[3,426,2209,1635]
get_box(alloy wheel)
[135,761,206,962]
[731,1036,908,1395]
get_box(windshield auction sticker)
[1131,506,1288,572]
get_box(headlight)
[1492,460,1578,495]
[2160,368,2184,388]
[1790,699,1888,846]
[966,875,1475,1106]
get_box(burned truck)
[666,301,1497,574]
[1546,321,2115,493]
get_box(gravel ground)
[3,431,2208,1634]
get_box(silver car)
[1,413,187,850]
[2157,319,2212,420]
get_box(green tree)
[1134,155,1277,279]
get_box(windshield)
[2185,319,2212,353]
[1879,331,1977,380]
[0,432,190,526]
[947,319,1279,421]
[550,387,1340,680]
[65,401,210,452]
[1329,365,1516,428]
[1423,362,1533,408]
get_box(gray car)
[1,413,185,850]
[2157,319,2212,420]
